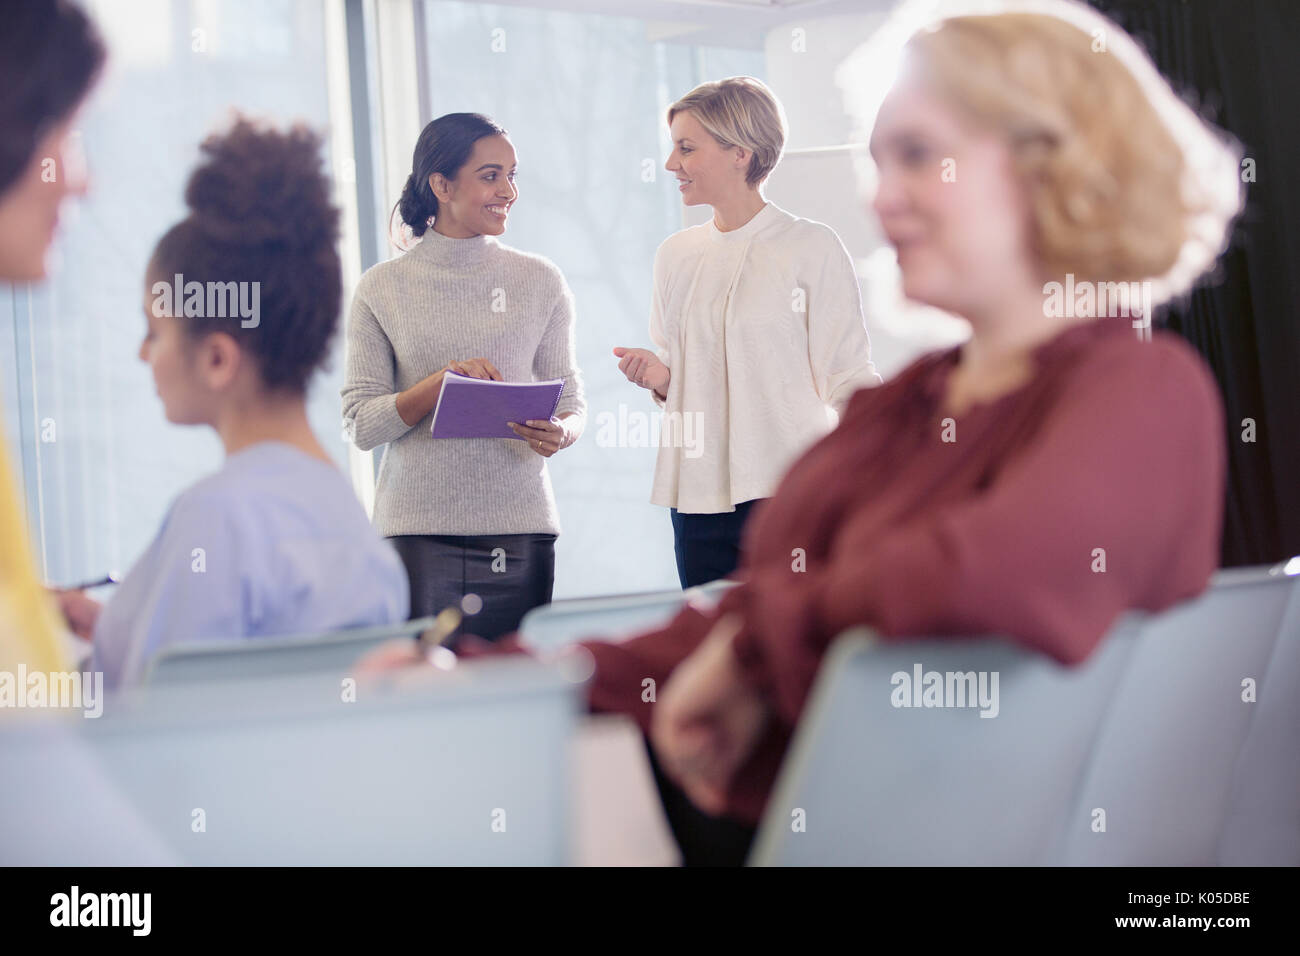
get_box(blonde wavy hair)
[668,76,787,187]
[840,0,1244,305]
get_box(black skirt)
[387,533,556,642]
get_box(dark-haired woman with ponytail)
[342,113,585,642]
[57,117,410,690]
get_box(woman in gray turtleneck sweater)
[342,112,586,641]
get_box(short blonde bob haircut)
[841,0,1244,306]
[669,76,788,187]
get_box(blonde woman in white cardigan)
[614,76,880,589]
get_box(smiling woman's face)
[0,118,88,281]
[869,79,1037,320]
[430,134,518,238]
[665,109,748,207]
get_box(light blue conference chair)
[1217,559,1300,864]
[142,616,438,685]
[1055,561,1298,864]
[749,561,1299,866]
[519,579,737,652]
[748,621,1141,866]
[0,656,584,865]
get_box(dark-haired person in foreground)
[56,118,409,690]
[0,0,105,677]
[342,112,585,642]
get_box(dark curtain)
[1088,0,1300,567]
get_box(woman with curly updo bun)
[61,117,410,690]
[342,112,586,642]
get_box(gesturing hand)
[613,347,670,393]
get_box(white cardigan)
[648,202,879,514]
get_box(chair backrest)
[0,657,583,865]
[750,562,1299,866]
[519,580,736,652]
[1217,565,1300,864]
[142,616,437,685]
[749,621,1141,866]
[1054,565,1297,864]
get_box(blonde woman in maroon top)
[579,1,1244,862]
[362,0,1244,865]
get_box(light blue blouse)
[92,441,409,689]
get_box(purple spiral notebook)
[430,371,566,440]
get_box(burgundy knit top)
[581,318,1227,823]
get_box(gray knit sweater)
[341,229,586,536]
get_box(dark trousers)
[669,498,764,589]
[387,533,556,643]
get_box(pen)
[56,573,118,591]
[417,606,463,658]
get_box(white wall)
[761,9,969,379]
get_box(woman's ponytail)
[397,171,436,237]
